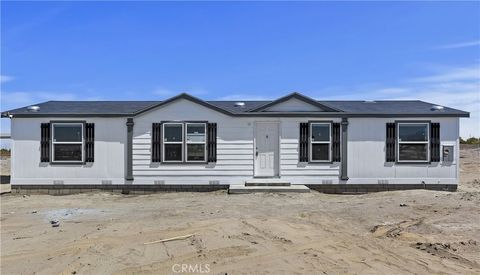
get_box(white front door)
[254,122,279,177]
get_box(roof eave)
[2,112,469,118]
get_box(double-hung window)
[397,123,429,162]
[162,122,208,162]
[163,123,184,162]
[310,123,331,162]
[186,123,206,162]
[52,123,84,162]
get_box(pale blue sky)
[1,1,479,148]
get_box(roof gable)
[134,93,233,116]
[250,92,341,112]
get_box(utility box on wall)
[442,145,454,162]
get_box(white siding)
[264,98,324,112]
[133,99,254,185]
[132,99,341,185]
[11,117,127,185]
[347,117,459,185]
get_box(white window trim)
[51,122,84,163]
[162,123,184,162]
[309,122,332,162]
[185,123,207,163]
[397,122,430,163]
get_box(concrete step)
[229,185,310,194]
[245,179,291,186]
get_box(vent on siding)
[378,179,389,184]
[209,180,220,185]
[322,179,333,184]
[53,180,64,185]
[154,180,165,185]
[101,180,112,185]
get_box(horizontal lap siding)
[133,99,254,178]
[132,138,254,177]
[133,99,342,180]
[280,121,340,177]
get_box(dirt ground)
[1,147,479,274]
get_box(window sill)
[49,161,86,165]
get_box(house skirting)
[306,184,457,193]
[9,183,457,195]
[10,184,229,195]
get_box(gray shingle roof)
[1,93,469,117]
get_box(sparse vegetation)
[0,149,11,157]
[460,137,480,145]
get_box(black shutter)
[332,123,341,162]
[152,123,162,162]
[299,122,309,162]
[85,123,95,162]
[430,123,440,162]
[386,123,396,162]
[207,123,217,162]
[40,123,51,162]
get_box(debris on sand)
[399,203,408,207]
[144,233,195,245]
[50,220,60,227]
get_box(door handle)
[255,147,258,157]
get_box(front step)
[245,179,291,186]
[228,185,310,194]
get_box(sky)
[1,1,479,148]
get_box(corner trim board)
[126,118,134,181]
[340,117,349,180]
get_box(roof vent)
[431,105,444,111]
[234,102,245,107]
[27,105,40,112]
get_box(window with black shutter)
[85,123,95,162]
[299,122,309,162]
[430,123,440,162]
[51,123,83,162]
[152,123,162,162]
[397,122,429,162]
[41,123,51,162]
[152,122,216,163]
[207,123,217,162]
[332,123,341,162]
[386,123,396,162]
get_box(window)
[186,123,206,162]
[163,123,184,162]
[52,123,83,162]
[161,122,207,162]
[397,123,429,162]
[310,123,331,162]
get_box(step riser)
[229,189,310,194]
[245,183,290,187]
[228,184,310,194]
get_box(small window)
[310,123,331,162]
[52,123,83,162]
[397,123,429,162]
[186,123,206,162]
[163,123,184,162]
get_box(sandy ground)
[1,147,479,274]
[0,156,10,176]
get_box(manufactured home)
[1,92,469,194]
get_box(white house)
[1,92,469,194]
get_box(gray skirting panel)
[306,184,457,194]
[10,184,456,195]
[11,184,229,195]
